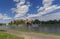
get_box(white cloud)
[43,0,54,8]
[38,5,60,15]
[38,0,55,12]
[13,0,25,3]
[20,0,25,2]
[36,6,40,9]
[13,0,20,2]
[38,12,60,21]
[26,0,55,19]
[11,0,30,19]
[12,0,60,21]
[38,0,56,15]
[26,0,60,21]
[26,2,31,7]
[0,13,11,20]
[27,5,60,18]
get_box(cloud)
[11,0,30,19]
[26,0,60,21]
[11,0,60,21]
[43,0,54,8]
[38,5,60,15]
[39,12,60,21]
[0,13,11,20]
[38,0,58,15]
[38,0,54,12]
[27,5,60,18]
[13,0,20,2]
[36,6,40,9]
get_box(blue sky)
[0,0,60,23]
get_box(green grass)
[0,32,24,39]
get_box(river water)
[0,25,60,34]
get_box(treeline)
[0,23,6,26]
[41,20,60,24]
[9,19,60,26]
[9,20,25,26]
[41,20,60,26]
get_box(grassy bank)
[0,32,24,39]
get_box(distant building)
[23,19,32,24]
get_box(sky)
[0,0,60,23]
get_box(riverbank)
[17,30,60,36]
[7,29,60,39]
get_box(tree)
[32,19,40,24]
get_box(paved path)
[7,30,60,39]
